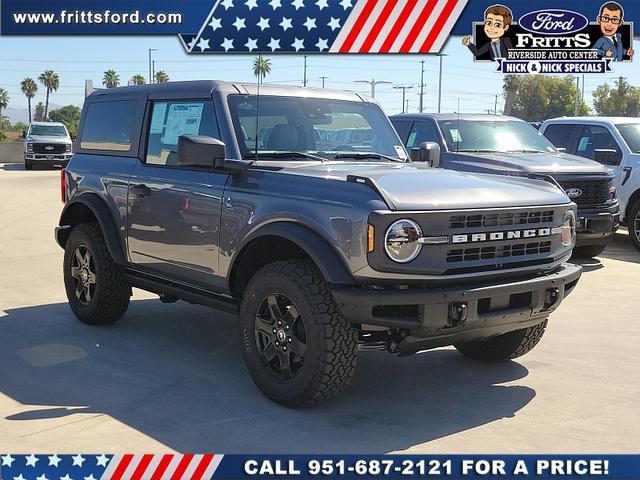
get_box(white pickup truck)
[540,117,640,251]
[23,121,73,170]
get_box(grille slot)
[32,144,67,154]
[558,179,609,206]
[447,241,552,263]
[450,210,554,229]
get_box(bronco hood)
[447,151,609,175]
[285,163,571,211]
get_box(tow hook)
[543,288,560,310]
[448,302,468,327]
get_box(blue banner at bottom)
[1,454,640,479]
[497,60,613,75]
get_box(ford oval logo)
[566,188,583,199]
[45,146,54,150]
[519,9,589,35]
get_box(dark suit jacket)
[467,37,512,60]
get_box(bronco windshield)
[228,95,407,161]
[29,124,68,137]
[438,119,557,154]
[616,123,640,153]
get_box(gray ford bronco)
[56,81,581,407]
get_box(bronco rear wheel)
[454,319,548,362]
[239,260,357,407]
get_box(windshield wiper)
[245,151,326,162]
[333,152,405,163]
[457,149,501,153]
[507,149,548,154]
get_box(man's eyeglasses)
[599,15,622,24]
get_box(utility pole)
[574,76,580,116]
[152,60,156,84]
[303,55,308,87]
[394,84,414,113]
[419,60,425,113]
[354,78,392,98]
[405,99,410,113]
[148,48,157,84]
[319,76,329,88]
[494,94,498,115]
[437,53,448,113]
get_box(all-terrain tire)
[239,260,358,407]
[63,222,131,325]
[454,319,548,362]
[572,243,608,259]
[628,199,640,252]
[24,160,32,170]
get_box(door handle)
[130,184,151,198]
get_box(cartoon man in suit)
[463,5,513,61]
[593,2,634,61]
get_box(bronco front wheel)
[239,260,357,407]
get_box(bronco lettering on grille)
[451,228,554,244]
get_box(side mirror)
[178,135,226,169]
[594,148,621,166]
[410,142,440,168]
[22,130,27,139]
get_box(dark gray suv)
[55,81,581,406]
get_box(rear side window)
[543,124,576,150]
[81,100,137,152]
[407,121,439,148]
[146,101,220,166]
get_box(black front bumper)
[575,203,619,247]
[332,263,582,354]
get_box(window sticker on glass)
[163,103,204,145]
[394,145,407,160]
[150,103,168,134]
[450,129,462,143]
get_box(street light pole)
[394,84,414,113]
[354,78,392,98]
[303,55,308,87]
[148,48,157,84]
[319,76,329,88]
[437,53,448,113]
[419,60,425,113]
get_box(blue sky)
[0,35,638,118]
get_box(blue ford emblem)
[519,9,589,35]
[566,188,583,198]
[45,145,54,151]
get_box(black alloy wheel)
[70,245,97,305]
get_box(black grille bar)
[450,210,554,229]
[557,179,609,206]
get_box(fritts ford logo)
[463,2,634,74]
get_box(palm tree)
[103,70,120,88]
[20,78,38,123]
[0,88,9,127]
[154,71,169,83]
[252,54,271,84]
[38,70,60,120]
[131,74,146,85]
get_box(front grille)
[32,144,67,154]
[446,241,552,263]
[557,179,609,206]
[450,210,554,229]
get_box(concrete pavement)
[0,164,638,453]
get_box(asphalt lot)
[0,163,638,454]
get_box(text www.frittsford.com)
[12,10,183,26]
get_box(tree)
[252,54,271,84]
[38,70,60,120]
[503,75,588,121]
[131,74,146,85]
[34,102,46,122]
[154,71,169,83]
[0,88,9,129]
[592,78,640,117]
[13,121,28,132]
[20,78,38,124]
[103,70,120,88]
[49,105,82,140]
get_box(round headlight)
[561,210,576,247]
[384,219,422,263]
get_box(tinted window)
[407,121,439,148]
[81,100,137,151]
[390,120,411,141]
[543,124,576,150]
[29,125,68,137]
[576,125,620,162]
[146,101,220,166]
[616,123,640,153]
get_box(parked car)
[55,81,581,407]
[23,121,73,170]
[391,114,619,258]
[540,117,640,251]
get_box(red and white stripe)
[330,0,468,53]
[100,454,224,480]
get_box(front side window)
[576,125,620,161]
[29,124,68,137]
[543,124,576,150]
[146,101,220,166]
[228,95,406,161]
[616,123,640,153]
[438,119,557,154]
[407,121,439,148]
[81,100,137,152]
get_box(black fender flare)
[231,222,357,286]
[57,194,126,264]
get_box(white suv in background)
[23,122,73,170]
[540,117,640,251]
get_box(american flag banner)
[0,454,224,480]
[179,0,469,54]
